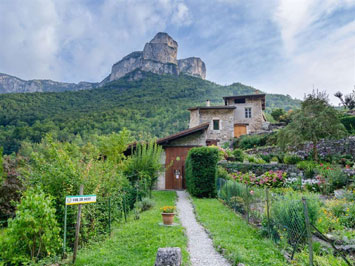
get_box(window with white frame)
[245,107,252,118]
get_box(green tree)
[0,188,61,264]
[277,91,347,161]
[124,140,163,197]
[271,108,286,122]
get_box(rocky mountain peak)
[143,32,178,64]
[105,32,206,82]
[150,32,178,47]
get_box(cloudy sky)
[0,0,354,103]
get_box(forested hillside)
[0,71,300,154]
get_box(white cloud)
[266,0,355,103]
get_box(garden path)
[176,190,231,266]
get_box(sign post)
[62,189,96,259]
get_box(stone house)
[156,93,267,190]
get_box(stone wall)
[246,136,355,160]
[156,150,166,190]
[226,97,265,132]
[199,109,234,146]
[189,109,200,128]
[219,161,302,176]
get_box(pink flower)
[250,190,254,195]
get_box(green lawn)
[192,197,286,266]
[75,191,189,266]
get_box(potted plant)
[160,206,176,225]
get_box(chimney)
[255,90,260,94]
[206,100,210,107]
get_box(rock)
[178,57,206,79]
[154,247,181,266]
[104,32,206,83]
[143,32,178,64]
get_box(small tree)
[335,90,355,110]
[124,140,163,197]
[277,91,347,161]
[0,188,61,264]
[271,108,286,122]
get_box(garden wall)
[245,136,355,159]
[219,161,302,176]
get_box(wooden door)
[234,125,247,138]
[165,147,193,190]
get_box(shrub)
[247,155,266,164]
[232,170,287,188]
[234,134,268,150]
[232,171,286,187]
[135,197,155,212]
[216,166,231,180]
[218,180,247,213]
[283,153,302,164]
[317,164,348,192]
[232,149,244,162]
[270,156,279,163]
[185,147,219,198]
[297,161,317,179]
[271,108,286,122]
[0,188,61,264]
[124,140,163,196]
[271,192,320,243]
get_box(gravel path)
[176,190,230,266]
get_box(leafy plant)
[0,188,61,264]
[124,140,163,197]
[317,164,348,192]
[297,161,317,179]
[135,197,155,212]
[283,153,302,164]
[232,148,244,162]
[216,166,231,180]
[160,206,176,213]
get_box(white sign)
[66,195,96,205]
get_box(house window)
[213,119,220,130]
[245,107,252,118]
[234,98,246,104]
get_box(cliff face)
[0,73,96,94]
[178,57,206,79]
[105,32,206,82]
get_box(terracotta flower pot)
[161,213,175,225]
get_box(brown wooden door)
[234,125,247,138]
[165,147,193,190]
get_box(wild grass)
[75,191,189,266]
[192,197,286,266]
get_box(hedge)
[185,147,219,198]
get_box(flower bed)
[232,170,287,188]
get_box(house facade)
[156,93,267,190]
